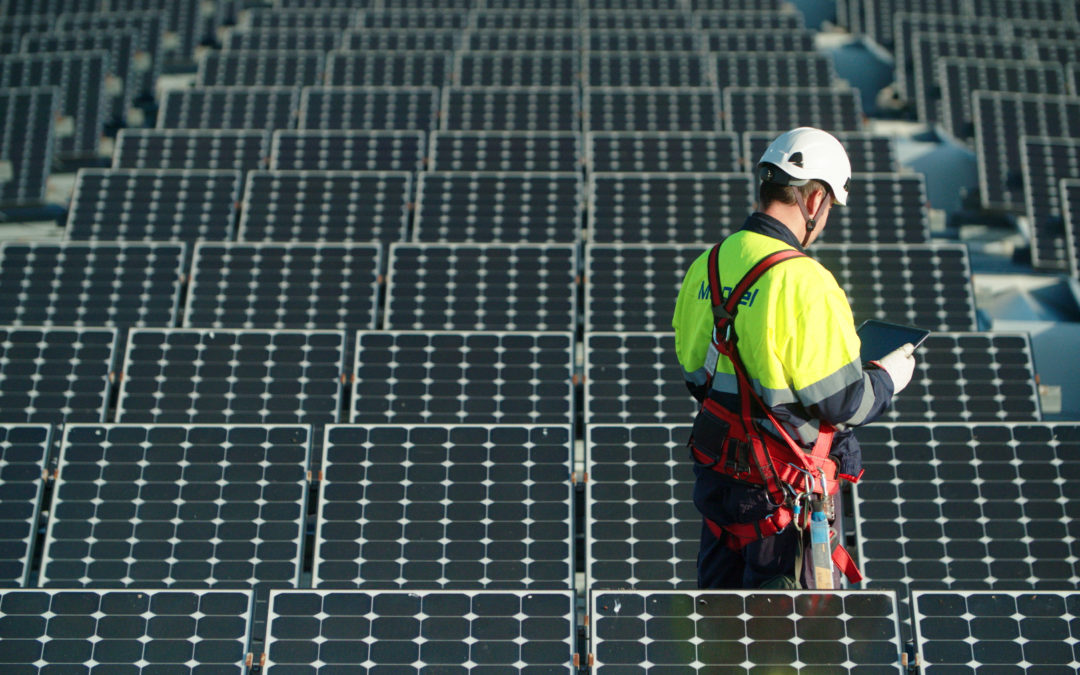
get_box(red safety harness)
[690,242,862,584]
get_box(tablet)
[856,319,930,363]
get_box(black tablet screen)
[856,320,930,363]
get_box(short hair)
[758,178,829,210]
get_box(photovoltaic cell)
[264,589,575,672]
[113,129,270,174]
[586,425,699,589]
[223,28,342,52]
[247,8,357,30]
[587,131,741,173]
[585,333,695,425]
[586,30,700,52]
[197,50,324,87]
[65,168,242,242]
[327,49,451,87]
[938,59,1067,141]
[591,590,903,671]
[697,10,804,30]
[360,9,469,29]
[464,29,577,51]
[0,424,49,587]
[116,329,346,424]
[588,172,755,244]
[913,591,1080,671]
[55,11,163,101]
[473,10,578,29]
[236,170,411,244]
[299,86,440,131]
[723,87,864,133]
[430,131,580,172]
[0,589,253,674]
[1022,136,1080,271]
[42,423,309,590]
[705,29,816,52]
[714,51,834,89]
[0,242,185,328]
[0,327,117,425]
[743,131,899,175]
[0,87,56,206]
[341,28,459,51]
[315,424,573,589]
[185,243,382,330]
[587,10,694,30]
[442,86,580,131]
[271,129,425,172]
[414,171,583,243]
[584,52,713,88]
[157,86,299,132]
[585,87,723,132]
[351,331,574,424]
[385,243,577,331]
[1063,179,1080,280]
[974,92,1080,213]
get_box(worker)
[671,127,917,589]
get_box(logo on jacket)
[698,281,760,307]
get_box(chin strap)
[793,190,831,248]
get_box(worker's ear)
[808,186,830,212]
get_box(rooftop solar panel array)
[585,87,722,132]
[263,589,576,672]
[314,424,574,589]
[1064,179,1080,280]
[591,590,904,671]
[892,13,1001,100]
[1022,136,1080,271]
[442,86,580,131]
[0,87,55,206]
[587,131,740,173]
[414,171,583,243]
[237,170,411,244]
[270,129,425,172]
[0,424,49,587]
[342,28,459,51]
[937,59,1067,141]
[723,87,864,133]
[54,11,162,102]
[185,242,382,331]
[0,589,253,674]
[385,243,578,331]
[864,0,966,50]
[116,329,346,425]
[0,242,185,328]
[108,0,201,64]
[65,168,242,242]
[157,86,298,132]
[328,50,450,87]
[300,86,440,131]
[113,129,270,174]
[223,27,341,52]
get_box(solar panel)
[0,589,253,674]
[236,170,411,244]
[0,87,56,206]
[455,51,579,87]
[263,589,576,671]
[586,425,698,589]
[690,0,786,7]
[911,33,1026,125]
[385,243,578,331]
[584,51,712,88]
[271,129,425,171]
[473,9,578,29]
[697,9,804,30]
[484,0,576,8]
[442,86,580,131]
[3,0,98,17]
[223,27,342,52]
[854,422,1080,639]
[587,10,694,30]
[585,87,723,133]
[430,131,580,171]
[591,590,904,670]
[327,49,451,87]
[197,50,324,87]
[864,0,967,50]
[414,171,582,243]
[587,0,680,8]
[350,331,573,424]
[584,245,704,333]
[275,0,372,6]
[1064,179,1080,279]
[65,168,242,242]
[42,423,310,589]
[1029,39,1080,74]
[970,0,1078,21]
[742,131,899,175]
[816,173,932,245]
[116,329,346,424]
[113,129,270,174]
[588,172,755,244]
[587,30,701,52]
[0,242,185,328]
[914,591,1080,671]
[107,0,200,64]
[21,31,138,125]
[314,424,573,588]
[584,332,695,426]
[0,50,107,158]
[157,86,298,132]
[714,51,834,89]
[1022,136,1080,271]
[55,11,163,101]
[0,327,117,425]
[587,131,740,173]
[974,92,1080,213]
[463,29,577,51]
[299,86,441,131]
[0,424,49,587]
[360,9,469,29]
[938,59,1067,141]
[723,87,864,133]
[380,0,471,8]
[185,243,382,330]
[892,13,1002,100]
[343,29,454,52]
[0,15,52,36]
[246,8,358,30]
[705,29,816,52]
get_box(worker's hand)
[872,343,916,394]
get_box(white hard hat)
[757,127,852,205]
